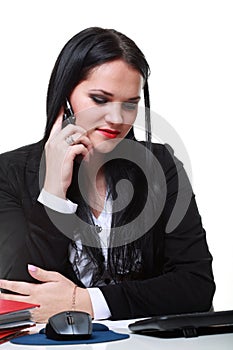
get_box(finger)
[0,279,33,295]
[30,308,48,324]
[49,122,89,147]
[48,114,63,140]
[30,308,40,323]
[0,293,30,302]
[28,264,61,283]
[70,135,92,148]
[66,144,89,161]
[62,124,87,138]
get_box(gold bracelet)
[72,285,78,311]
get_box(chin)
[94,144,117,154]
[93,138,122,154]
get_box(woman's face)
[69,59,143,153]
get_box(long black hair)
[43,27,161,286]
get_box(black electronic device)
[45,311,92,340]
[128,310,233,338]
[62,98,76,128]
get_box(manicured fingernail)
[28,264,37,272]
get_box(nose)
[104,103,123,125]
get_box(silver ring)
[65,135,75,146]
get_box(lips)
[96,128,120,139]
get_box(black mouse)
[45,311,92,340]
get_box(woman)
[0,27,215,323]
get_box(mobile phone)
[62,98,76,128]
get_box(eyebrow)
[89,89,141,101]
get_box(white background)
[0,0,232,311]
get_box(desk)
[1,319,233,349]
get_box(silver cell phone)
[62,98,76,128]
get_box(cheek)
[73,100,93,114]
[122,113,137,132]
[70,88,94,115]
[74,106,104,131]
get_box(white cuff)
[87,288,111,320]
[38,188,77,214]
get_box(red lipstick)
[96,128,120,139]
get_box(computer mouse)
[45,311,92,340]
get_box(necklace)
[92,194,112,249]
[95,224,102,233]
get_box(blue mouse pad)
[10,323,129,345]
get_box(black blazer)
[0,141,215,320]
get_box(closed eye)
[90,95,108,105]
[122,101,138,111]
[90,93,139,111]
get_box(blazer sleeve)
[99,144,216,320]
[0,151,77,284]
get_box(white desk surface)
[1,319,233,349]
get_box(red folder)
[0,299,39,343]
[0,299,39,315]
[0,328,30,344]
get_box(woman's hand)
[44,114,92,199]
[0,265,94,323]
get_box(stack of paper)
[0,299,39,344]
